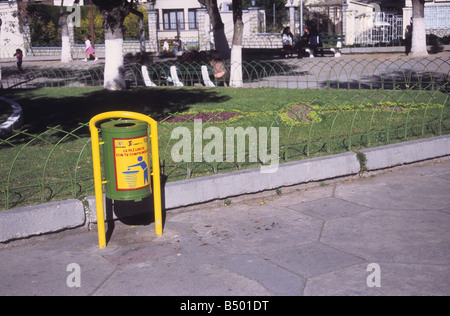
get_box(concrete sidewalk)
[0,158,449,297]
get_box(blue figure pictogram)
[127,156,149,185]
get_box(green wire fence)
[0,55,449,210]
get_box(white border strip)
[0,97,23,137]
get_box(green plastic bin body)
[101,120,151,201]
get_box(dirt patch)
[285,104,313,123]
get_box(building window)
[163,9,185,30]
[188,9,199,29]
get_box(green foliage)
[123,8,149,41]
[27,4,62,47]
[27,3,148,47]
[0,60,448,210]
[73,5,104,45]
[356,151,367,175]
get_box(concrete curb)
[342,45,450,55]
[0,200,85,243]
[0,97,23,138]
[86,151,360,222]
[1,135,450,243]
[163,152,360,210]
[361,135,450,171]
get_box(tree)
[92,0,136,90]
[129,7,146,53]
[198,0,231,59]
[410,0,428,57]
[59,0,79,63]
[27,3,61,47]
[230,0,244,87]
[74,6,104,45]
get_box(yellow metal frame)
[89,111,163,248]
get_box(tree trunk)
[130,8,146,54]
[199,0,230,59]
[410,0,428,57]
[59,0,73,63]
[94,0,135,90]
[103,6,127,90]
[230,0,244,88]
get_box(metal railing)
[1,55,449,90]
[1,55,449,210]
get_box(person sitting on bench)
[282,27,296,58]
[295,27,322,58]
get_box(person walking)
[84,36,98,62]
[13,49,24,72]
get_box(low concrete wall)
[0,200,85,243]
[1,135,449,243]
[361,135,450,171]
[161,152,359,210]
[0,97,23,138]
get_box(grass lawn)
[0,86,449,210]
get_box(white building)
[404,0,450,37]
[1,0,449,58]
[0,2,21,58]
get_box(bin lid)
[100,119,148,133]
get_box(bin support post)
[150,120,163,235]
[89,111,163,249]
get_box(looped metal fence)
[0,54,449,210]
[1,55,449,90]
[0,123,93,210]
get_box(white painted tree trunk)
[230,45,243,88]
[410,0,428,57]
[104,38,126,90]
[61,34,72,63]
[60,0,72,63]
[230,0,244,88]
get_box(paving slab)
[320,209,450,264]
[287,197,370,220]
[0,159,449,297]
[334,168,450,210]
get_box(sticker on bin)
[113,136,150,191]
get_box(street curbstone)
[2,135,449,241]
[0,97,23,138]
[0,199,85,243]
[361,135,450,171]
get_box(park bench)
[315,34,344,58]
[142,63,177,86]
[297,34,344,58]
[177,64,216,87]
[142,63,216,88]
[159,39,175,52]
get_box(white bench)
[142,65,216,88]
